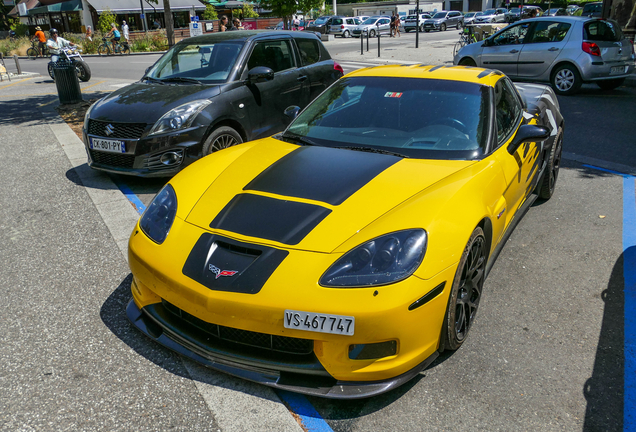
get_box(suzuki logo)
[208,264,238,279]
[105,124,115,136]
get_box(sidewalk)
[333,39,636,87]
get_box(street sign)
[189,22,203,36]
[140,13,145,18]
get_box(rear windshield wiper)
[141,76,165,84]
[279,132,317,146]
[336,146,409,158]
[161,77,203,84]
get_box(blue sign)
[140,13,145,18]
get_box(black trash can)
[52,60,82,104]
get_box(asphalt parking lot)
[1,46,634,431]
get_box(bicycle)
[98,37,131,56]
[27,40,49,60]
[453,25,489,57]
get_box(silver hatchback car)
[454,16,635,95]
[329,17,362,37]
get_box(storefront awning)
[85,0,206,14]
[28,0,82,15]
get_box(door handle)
[297,75,308,82]
[509,49,519,53]
[548,47,559,52]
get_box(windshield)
[483,9,496,15]
[147,40,244,83]
[465,12,476,17]
[362,18,379,25]
[284,77,491,160]
[315,17,329,24]
[510,9,521,14]
[432,12,447,18]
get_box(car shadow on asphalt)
[583,249,626,432]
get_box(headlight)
[140,184,177,244]
[149,99,211,136]
[320,229,427,287]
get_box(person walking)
[32,26,47,57]
[122,20,129,42]
[395,15,401,37]
[230,18,243,30]
[390,12,397,37]
[219,15,229,32]
[85,25,93,41]
[46,28,76,62]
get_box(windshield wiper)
[141,76,165,84]
[336,146,409,158]
[279,132,317,146]
[161,77,203,84]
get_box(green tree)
[239,2,259,18]
[203,4,218,20]
[97,8,117,33]
[261,0,321,29]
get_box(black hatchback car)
[83,31,343,177]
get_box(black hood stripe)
[210,193,331,245]
[243,146,400,206]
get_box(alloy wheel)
[210,133,239,152]
[554,69,575,92]
[454,236,485,341]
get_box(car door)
[237,37,305,140]
[491,78,541,229]
[517,20,571,78]
[480,22,532,77]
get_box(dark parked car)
[305,16,334,34]
[422,11,464,32]
[581,2,602,17]
[83,31,343,177]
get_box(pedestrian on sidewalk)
[390,12,397,37]
[231,18,243,30]
[219,15,229,32]
[395,15,401,37]
[85,25,93,41]
[122,21,129,42]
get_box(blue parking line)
[276,390,334,432]
[111,178,146,215]
[583,164,636,431]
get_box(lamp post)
[415,0,420,48]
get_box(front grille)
[88,119,147,139]
[162,300,314,355]
[89,149,135,168]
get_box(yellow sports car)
[127,65,564,399]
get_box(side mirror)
[483,37,492,47]
[284,105,300,120]
[247,66,274,84]
[507,124,550,154]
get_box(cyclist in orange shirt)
[32,26,47,57]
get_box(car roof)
[183,30,321,45]
[346,64,504,87]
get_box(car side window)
[495,78,522,146]
[333,18,343,25]
[492,24,530,45]
[527,21,571,43]
[247,40,295,73]
[295,38,321,66]
[379,19,390,25]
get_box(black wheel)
[424,28,430,32]
[405,28,411,33]
[440,23,446,32]
[202,126,243,156]
[98,45,109,56]
[75,61,91,82]
[442,227,487,351]
[369,29,376,37]
[551,64,581,95]
[27,48,38,60]
[343,30,350,38]
[538,128,563,200]
[453,41,464,57]
[596,78,625,90]
[457,21,463,29]
[122,45,131,55]
[48,62,55,80]
[458,57,477,66]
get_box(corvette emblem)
[105,124,115,136]
[208,264,238,279]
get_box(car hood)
[89,82,221,124]
[183,138,474,253]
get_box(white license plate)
[610,65,627,75]
[284,310,355,336]
[90,137,126,153]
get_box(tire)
[75,60,91,82]
[343,30,350,38]
[453,42,463,57]
[202,126,243,156]
[538,128,563,200]
[405,28,410,33]
[48,62,55,80]
[457,21,463,29]
[551,64,582,95]
[441,227,487,351]
[369,29,376,37]
[458,57,477,66]
[440,23,446,32]
[424,28,430,32]
[596,78,625,90]
[27,48,38,60]
[98,45,109,56]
